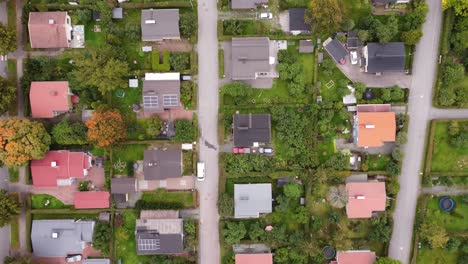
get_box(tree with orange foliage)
[0,118,51,166]
[85,109,127,148]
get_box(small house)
[234,183,272,218]
[233,114,271,147]
[141,9,180,41]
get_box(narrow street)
[196,0,221,264]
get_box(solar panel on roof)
[163,95,178,107]
[143,96,158,108]
[138,239,160,251]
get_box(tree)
[401,29,423,46]
[0,118,51,166]
[51,119,88,145]
[342,19,355,31]
[146,116,163,137]
[295,206,309,224]
[443,62,465,86]
[327,185,347,208]
[357,30,369,42]
[446,237,462,252]
[392,147,403,161]
[218,193,234,217]
[448,120,460,136]
[354,83,367,100]
[274,248,289,263]
[332,230,353,250]
[419,221,449,248]
[376,15,399,43]
[0,190,21,227]
[76,9,92,24]
[396,131,408,145]
[369,217,391,243]
[450,132,468,149]
[85,109,127,148]
[174,119,196,142]
[444,0,468,16]
[375,257,402,264]
[0,76,16,115]
[283,182,302,199]
[0,23,16,55]
[391,86,405,101]
[223,221,246,244]
[180,12,197,38]
[386,161,401,176]
[169,52,190,72]
[248,222,265,241]
[92,221,111,256]
[308,0,343,33]
[4,256,35,264]
[381,88,392,101]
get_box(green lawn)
[141,189,195,208]
[6,0,16,28]
[114,211,144,264]
[32,213,97,220]
[319,56,351,102]
[85,22,106,49]
[31,194,70,209]
[317,137,337,163]
[366,154,392,171]
[431,121,468,173]
[112,144,148,176]
[7,59,17,115]
[342,0,372,23]
[417,247,459,264]
[425,196,468,232]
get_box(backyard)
[112,144,148,176]
[141,189,195,208]
[31,194,70,209]
[430,121,468,174]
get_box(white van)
[197,162,205,181]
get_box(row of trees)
[277,50,308,97]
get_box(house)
[231,0,268,10]
[299,40,314,53]
[142,73,181,113]
[288,8,311,35]
[28,12,72,48]
[354,104,396,147]
[231,37,279,85]
[234,183,272,218]
[112,8,123,19]
[83,260,111,264]
[323,38,348,64]
[31,220,95,257]
[144,149,182,181]
[111,177,137,206]
[363,42,405,74]
[31,150,92,187]
[346,30,361,49]
[233,114,271,147]
[346,181,386,218]
[135,211,183,255]
[29,81,72,118]
[141,9,180,41]
[331,250,376,264]
[74,191,110,209]
[235,253,273,264]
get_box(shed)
[112,8,123,19]
[299,40,314,53]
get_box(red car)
[233,147,244,154]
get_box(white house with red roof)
[346,181,386,218]
[330,250,376,264]
[29,81,73,118]
[31,150,92,187]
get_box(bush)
[146,116,163,137]
[92,221,111,256]
[51,118,88,145]
[218,193,234,217]
[443,61,465,86]
[170,52,190,72]
[180,12,197,38]
[223,221,246,245]
[223,154,274,174]
[152,51,170,72]
[180,81,193,108]
[134,200,184,210]
[173,119,197,142]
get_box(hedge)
[120,2,192,8]
[151,50,170,72]
[134,200,185,210]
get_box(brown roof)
[28,12,70,48]
[346,182,386,218]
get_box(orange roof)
[30,81,71,118]
[235,254,273,264]
[28,12,70,48]
[74,192,110,209]
[346,182,386,218]
[356,112,396,147]
[336,251,376,264]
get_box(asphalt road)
[196,1,221,264]
[0,167,11,261]
[388,0,442,263]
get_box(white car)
[259,13,273,19]
[350,51,358,65]
[65,255,82,263]
[259,147,273,154]
[197,162,205,181]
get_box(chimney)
[145,20,156,24]
[51,161,57,167]
[48,19,55,24]
[51,232,59,239]
[49,90,57,96]
[356,195,366,200]
[365,124,375,129]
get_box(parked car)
[243,147,251,154]
[233,147,244,154]
[259,147,273,154]
[65,255,82,263]
[259,13,272,19]
[197,162,205,181]
[181,75,192,81]
[350,51,358,65]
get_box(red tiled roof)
[30,81,71,118]
[357,111,396,147]
[31,151,91,187]
[336,251,376,264]
[74,191,110,209]
[346,182,386,218]
[235,254,273,264]
[28,12,70,48]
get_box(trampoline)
[439,196,456,212]
[322,246,336,260]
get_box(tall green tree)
[0,23,16,55]
[375,257,402,264]
[443,0,468,16]
[377,15,399,43]
[51,118,88,145]
[0,76,16,115]
[401,29,423,46]
[92,221,111,256]
[0,190,21,227]
[419,221,449,248]
[308,0,343,33]
[223,221,246,244]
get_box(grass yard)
[317,137,337,163]
[7,59,17,115]
[219,49,224,78]
[319,57,351,102]
[31,194,70,209]
[366,154,392,171]
[183,150,194,176]
[141,189,195,208]
[342,0,371,23]
[430,121,468,173]
[32,213,97,220]
[112,144,148,176]
[417,247,459,264]
[85,22,106,49]
[6,0,16,28]
[425,196,468,232]
[114,210,146,264]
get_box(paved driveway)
[197,0,221,263]
[0,167,10,261]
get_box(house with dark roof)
[231,37,279,85]
[233,114,271,147]
[363,42,405,74]
[29,81,73,118]
[346,30,361,49]
[288,8,311,35]
[28,12,72,48]
[142,73,181,113]
[141,9,180,41]
[236,253,273,264]
[74,191,110,209]
[330,250,376,264]
[31,220,95,257]
[323,38,348,64]
[111,177,137,207]
[135,210,184,255]
[143,149,182,181]
[231,0,268,10]
[234,183,272,218]
[31,150,92,187]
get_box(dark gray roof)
[141,9,180,41]
[31,220,95,257]
[111,177,136,194]
[233,114,271,147]
[113,194,127,205]
[347,38,361,48]
[348,30,358,38]
[366,42,405,73]
[144,149,182,180]
[288,8,311,32]
[112,8,123,19]
[136,231,183,255]
[324,39,348,63]
[143,73,181,113]
[231,37,270,80]
[231,0,268,9]
[299,40,314,53]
